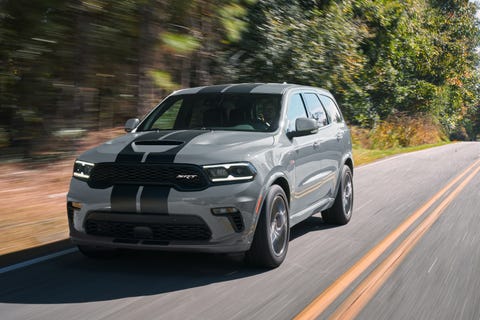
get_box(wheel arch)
[332,155,354,197]
[344,157,354,175]
[250,171,292,238]
[271,176,291,206]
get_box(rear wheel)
[247,185,289,268]
[78,245,118,259]
[322,165,353,225]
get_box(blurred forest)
[1,0,480,161]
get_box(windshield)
[138,93,282,132]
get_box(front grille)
[85,219,212,241]
[88,163,209,190]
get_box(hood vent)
[134,140,183,146]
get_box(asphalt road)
[1,142,479,320]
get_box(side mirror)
[125,118,140,132]
[287,117,319,139]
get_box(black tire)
[322,165,353,225]
[78,245,118,259]
[246,185,289,268]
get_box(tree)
[232,0,369,123]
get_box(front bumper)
[67,178,264,253]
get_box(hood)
[78,130,275,165]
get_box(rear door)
[318,94,349,191]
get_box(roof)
[171,83,331,96]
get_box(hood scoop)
[134,140,183,146]
[131,140,183,153]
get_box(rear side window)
[319,95,343,123]
[286,93,308,132]
[302,93,328,127]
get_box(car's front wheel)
[247,185,289,268]
[322,165,353,225]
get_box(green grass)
[353,141,452,166]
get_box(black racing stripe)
[223,83,262,93]
[140,186,170,214]
[111,130,205,215]
[138,130,207,214]
[111,131,172,213]
[197,84,231,94]
[115,131,173,163]
[145,130,208,163]
[110,185,138,213]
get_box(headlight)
[73,160,95,180]
[203,162,256,183]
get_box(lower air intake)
[84,212,212,241]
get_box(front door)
[285,93,325,214]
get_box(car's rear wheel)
[322,165,353,225]
[78,245,118,259]
[247,185,289,268]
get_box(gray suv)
[67,83,353,267]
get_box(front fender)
[246,168,292,242]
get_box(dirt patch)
[0,128,124,256]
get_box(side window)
[319,95,343,123]
[302,93,328,127]
[286,93,308,132]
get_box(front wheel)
[322,165,353,225]
[246,185,289,268]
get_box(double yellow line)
[295,158,480,320]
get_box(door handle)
[313,141,321,149]
[336,132,344,140]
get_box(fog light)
[211,207,239,215]
[71,202,82,209]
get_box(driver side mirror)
[286,117,319,139]
[125,118,140,132]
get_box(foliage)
[149,70,180,91]
[369,113,447,149]
[233,0,480,132]
[0,0,241,158]
[0,0,479,159]
[161,32,200,55]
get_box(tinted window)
[138,93,282,132]
[286,93,308,132]
[303,93,328,127]
[319,95,343,123]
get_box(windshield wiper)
[190,127,215,130]
[137,128,168,132]
[138,127,215,132]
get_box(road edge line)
[0,247,78,275]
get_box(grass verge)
[353,141,451,166]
